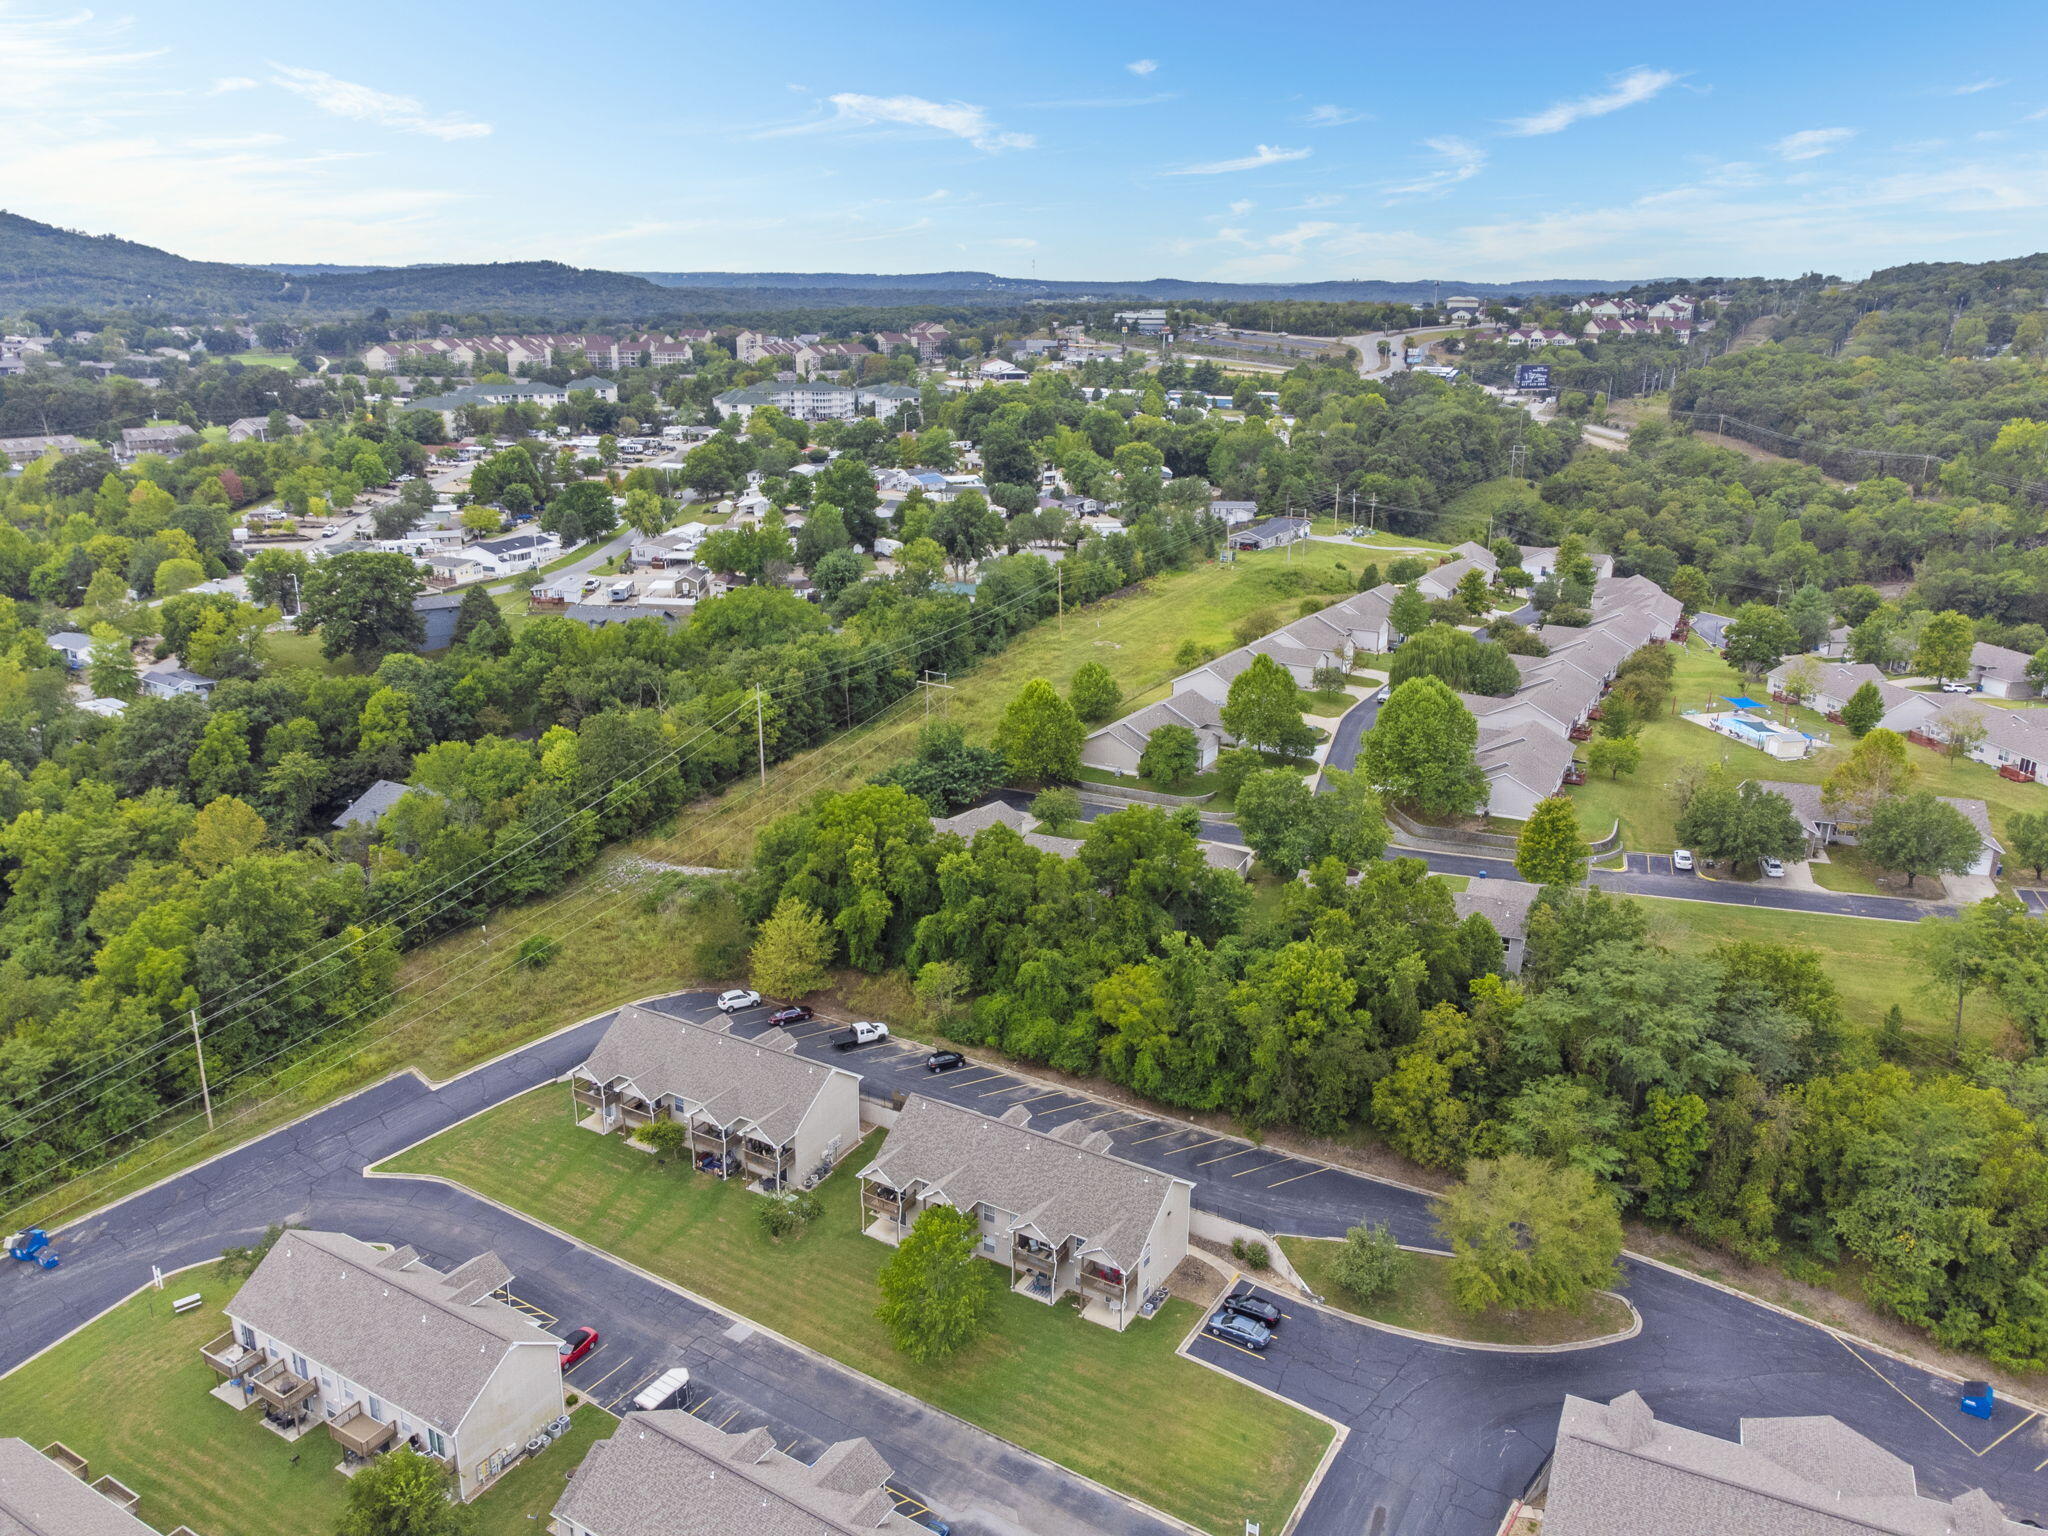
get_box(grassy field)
[1279,1238,1632,1346]
[646,544,1368,868]
[262,628,352,675]
[383,1088,1333,1536]
[0,1260,612,1536]
[1640,898,2004,1053]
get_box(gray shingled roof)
[1755,779,1998,853]
[0,1439,163,1536]
[862,1094,1187,1271]
[1451,879,1541,940]
[1545,1391,2033,1534]
[575,1005,857,1145]
[553,1411,917,1536]
[226,1230,556,1434]
[932,802,1033,839]
[1475,725,1578,799]
[331,779,433,830]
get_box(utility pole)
[1056,563,1064,637]
[754,687,766,787]
[1367,495,1378,535]
[917,671,955,720]
[190,1009,214,1133]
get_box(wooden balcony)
[327,1403,398,1458]
[249,1359,316,1412]
[1077,1268,1129,1299]
[1011,1244,1057,1275]
[200,1331,262,1380]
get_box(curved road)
[7,989,2046,1536]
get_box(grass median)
[1279,1238,1632,1347]
[379,1085,1334,1536]
[0,1260,611,1536]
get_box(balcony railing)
[1077,1269,1128,1298]
[1011,1245,1057,1274]
[200,1331,263,1380]
[249,1359,316,1411]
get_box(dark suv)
[1220,1292,1282,1327]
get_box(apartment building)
[205,1230,564,1500]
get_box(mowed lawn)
[1567,637,2048,856]
[646,543,1372,866]
[381,1088,1333,1536]
[0,1260,613,1536]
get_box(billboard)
[1514,363,1552,391]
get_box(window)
[367,1396,384,1422]
[427,1428,447,1458]
[291,1353,308,1379]
[237,1324,254,1349]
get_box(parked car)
[558,1326,599,1369]
[1762,858,1785,878]
[925,1050,967,1073]
[833,1021,891,1050]
[1940,680,1975,694]
[1203,1309,1273,1350]
[768,1005,814,1026]
[715,988,761,1014]
[1219,1292,1283,1327]
[1671,849,1695,872]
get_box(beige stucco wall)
[451,1343,565,1499]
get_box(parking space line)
[577,1358,628,1395]
[1177,1135,1229,1154]
[1125,1127,1181,1145]
[1232,1162,1285,1178]
[977,1081,1032,1097]
[1195,1146,1255,1167]
[943,1072,1002,1088]
[1831,1337,1979,1452]
[1003,1090,1064,1107]
[2035,1451,2048,1473]
[1975,1410,2038,1456]
[1267,1166,1322,1187]
[717,1408,742,1429]
[1202,1336,1265,1362]
[607,1372,660,1413]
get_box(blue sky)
[7,0,2048,283]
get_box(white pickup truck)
[832,1021,891,1051]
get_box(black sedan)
[925,1050,968,1073]
[768,1005,814,1026]
[1220,1292,1283,1327]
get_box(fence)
[1670,410,2048,508]
[1071,779,1218,808]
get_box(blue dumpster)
[1961,1380,1995,1420]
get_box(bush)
[636,1119,693,1164]
[1031,786,1082,833]
[515,934,561,969]
[1233,610,1278,647]
[1173,638,1214,671]
[1326,1222,1407,1302]
[1230,1236,1272,1271]
[757,1188,824,1239]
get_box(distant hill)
[625,270,1624,304]
[1,208,1629,317]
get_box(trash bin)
[1961,1380,1996,1420]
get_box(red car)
[558,1327,599,1369]
[768,1005,814,1026]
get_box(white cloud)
[814,92,1033,152]
[1773,127,1856,161]
[1382,136,1486,200]
[1126,59,1157,76]
[1228,198,1256,215]
[208,76,258,95]
[988,236,1038,249]
[270,64,491,140]
[1953,78,2007,95]
[1293,192,1345,209]
[0,6,162,109]
[1166,143,1310,176]
[1300,104,1369,127]
[1505,67,1679,136]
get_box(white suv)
[715,989,761,1014]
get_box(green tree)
[1220,652,1312,758]
[1822,728,1915,826]
[1068,661,1122,724]
[1235,768,1319,878]
[244,548,311,616]
[1360,676,1486,818]
[1585,735,1640,781]
[85,623,138,700]
[1499,1076,1626,1181]
[1515,796,1589,887]
[1326,1222,1407,1302]
[1433,1154,1623,1314]
[1721,602,1801,677]
[1030,786,1083,833]
[1860,791,1982,890]
[2006,809,2048,880]
[153,556,203,596]
[1674,777,1806,874]
[1388,582,1431,641]
[994,679,1083,784]
[1454,566,1492,617]
[450,585,499,648]
[298,551,426,664]
[1137,723,1200,789]
[336,1446,472,1536]
[637,1118,693,1165]
[1841,680,1886,737]
[875,1205,996,1362]
[1914,609,1976,684]
[749,896,837,997]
